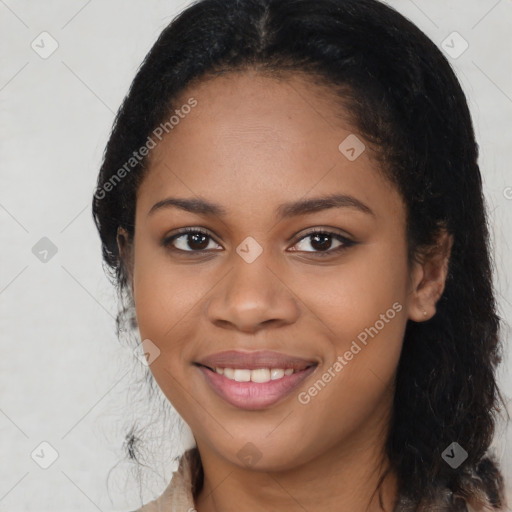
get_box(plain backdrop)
[1,0,511,510]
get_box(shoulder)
[130,448,199,512]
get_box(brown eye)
[290,229,355,255]
[163,228,222,252]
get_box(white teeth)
[270,368,285,380]
[233,369,251,382]
[223,368,235,379]
[251,368,270,383]
[214,367,297,383]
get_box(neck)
[195,426,398,512]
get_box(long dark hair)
[92,0,508,509]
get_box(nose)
[205,252,300,334]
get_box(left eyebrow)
[276,193,374,218]
[148,193,374,218]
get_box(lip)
[196,350,317,371]
[195,350,318,410]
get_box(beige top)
[133,448,199,512]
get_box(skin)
[118,70,452,512]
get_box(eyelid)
[292,226,355,243]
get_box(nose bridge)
[205,246,299,331]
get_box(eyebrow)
[148,193,374,219]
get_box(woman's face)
[129,70,417,471]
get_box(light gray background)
[1,1,511,510]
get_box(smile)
[196,364,317,410]
[212,367,297,382]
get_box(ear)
[407,229,453,322]
[116,226,134,296]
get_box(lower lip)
[197,365,317,410]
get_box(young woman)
[92,0,508,510]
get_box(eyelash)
[162,227,356,257]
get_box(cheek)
[294,235,409,409]
[131,239,203,412]
[300,235,409,344]
[131,231,201,357]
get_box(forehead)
[137,70,402,221]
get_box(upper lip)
[196,350,318,371]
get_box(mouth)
[194,350,319,410]
[197,365,312,383]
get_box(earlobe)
[407,230,453,322]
